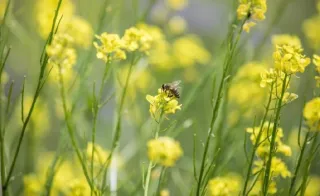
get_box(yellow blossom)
[303,98,320,131]
[86,142,110,166]
[303,15,320,50]
[313,54,320,72]
[146,88,182,119]
[168,16,188,35]
[66,179,90,196]
[305,176,320,196]
[46,33,77,70]
[165,0,188,11]
[122,27,153,53]
[253,157,291,178]
[272,34,301,48]
[243,21,256,33]
[206,174,242,196]
[23,174,42,196]
[173,35,211,67]
[282,92,298,104]
[147,136,183,167]
[93,33,126,62]
[273,44,310,75]
[0,0,7,20]
[160,189,170,196]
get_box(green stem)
[144,113,163,196]
[57,65,95,192]
[196,18,247,196]
[242,83,274,196]
[300,132,319,196]
[262,74,288,195]
[288,130,311,194]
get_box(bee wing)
[169,80,181,88]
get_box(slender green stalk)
[90,61,112,195]
[2,1,63,194]
[288,118,310,195]
[57,64,95,192]
[262,74,288,195]
[242,83,274,196]
[299,132,319,196]
[144,113,163,196]
[196,18,247,196]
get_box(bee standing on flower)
[161,80,181,98]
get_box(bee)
[161,80,181,98]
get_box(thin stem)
[196,18,247,195]
[144,113,163,196]
[242,83,274,196]
[262,74,288,195]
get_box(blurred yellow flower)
[253,157,291,178]
[165,0,188,11]
[146,88,182,119]
[229,62,267,118]
[35,0,93,48]
[0,0,7,20]
[23,174,42,196]
[303,98,320,131]
[237,0,267,33]
[305,176,320,196]
[206,174,242,196]
[168,16,188,35]
[66,178,90,196]
[272,34,302,48]
[313,54,320,87]
[86,142,110,166]
[147,136,183,167]
[93,33,126,63]
[173,35,211,67]
[122,27,153,53]
[273,45,310,75]
[160,189,170,196]
[46,33,77,70]
[303,15,320,50]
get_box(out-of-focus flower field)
[0,0,320,195]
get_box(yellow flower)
[122,27,153,53]
[272,34,301,48]
[303,15,320,50]
[93,33,126,63]
[66,179,90,196]
[0,0,7,20]
[63,16,93,48]
[206,174,242,196]
[260,68,282,88]
[165,0,188,11]
[303,98,320,131]
[313,54,320,73]
[273,45,310,75]
[237,0,267,32]
[253,157,291,178]
[172,35,211,67]
[23,174,42,196]
[147,136,183,167]
[305,176,320,196]
[243,21,256,33]
[146,88,182,119]
[46,33,77,70]
[160,189,170,196]
[168,16,188,35]
[246,122,292,158]
[282,92,298,104]
[86,142,110,166]
[35,0,75,38]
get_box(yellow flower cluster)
[247,122,292,194]
[237,0,267,32]
[46,33,77,83]
[206,174,242,196]
[273,44,310,75]
[303,98,320,131]
[313,54,320,87]
[0,0,7,20]
[86,142,110,166]
[168,16,188,35]
[247,122,292,158]
[23,152,89,196]
[272,34,302,48]
[146,88,182,119]
[94,26,153,63]
[303,15,320,50]
[147,136,183,167]
[165,0,188,11]
[229,62,268,120]
[35,0,93,48]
